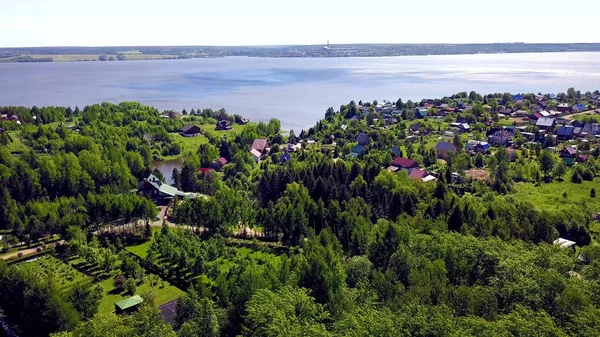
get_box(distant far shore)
[1,43,600,63]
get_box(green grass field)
[126,241,152,259]
[512,177,600,213]
[16,255,91,291]
[198,123,249,140]
[163,123,253,160]
[6,131,26,153]
[97,272,184,314]
[14,253,184,314]
[573,114,600,123]
[163,133,209,160]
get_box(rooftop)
[115,295,144,311]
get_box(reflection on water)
[152,158,184,185]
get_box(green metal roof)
[158,183,178,197]
[115,295,143,310]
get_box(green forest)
[1,88,600,337]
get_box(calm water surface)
[152,158,184,185]
[1,52,599,131]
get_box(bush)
[114,274,127,291]
[125,278,137,295]
[592,188,597,198]
[571,171,582,183]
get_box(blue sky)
[1,0,598,47]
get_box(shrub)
[114,274,127,291]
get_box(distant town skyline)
[1,0,599,47]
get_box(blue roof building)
[280,153,291,163]
[391,146,401,156]
[356,132,371,146]
[415,107,428,119]
[557,126,574,139]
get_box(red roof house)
[391,157,418,169]
[251,139,268,152]
[409,169,427,180]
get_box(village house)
[415,107,428,119]
[251,139,269,152]
[216,119,232,131]
[280,153,292,163]
[0,114,20,124]
[350,144,366,158]
[138,174,194,203]
[572,103,586,113]
[556,126,574,141]
[536,117,556,131]
[250,148,262,162]
[356,132,371,146]
[580,123,600,137]
[181,124,202,137]
[115,296,144,314]
[458,123,470,133]
[209,157,228,170]
[409,123,421,134]
[557,103,571,113]
[466,140,490,154]
[391,157,418,170]
[560,146,577,158]
[408,168,427,181]
[435,142,457,159]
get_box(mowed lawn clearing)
[97,273,185,314]
[16,255,91,291]
[6,131,26,153]
[14,254,185,314]
[165,133,209,159]
[199,123,251,140]
[126,240,152,259]
[512,177,600,213]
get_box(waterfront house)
[251,139,269,152]
[216,119,232,131]
[435,142,457,159]
[181,124,201,137]
[138,174,192,203]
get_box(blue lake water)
[1,52,600,131]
